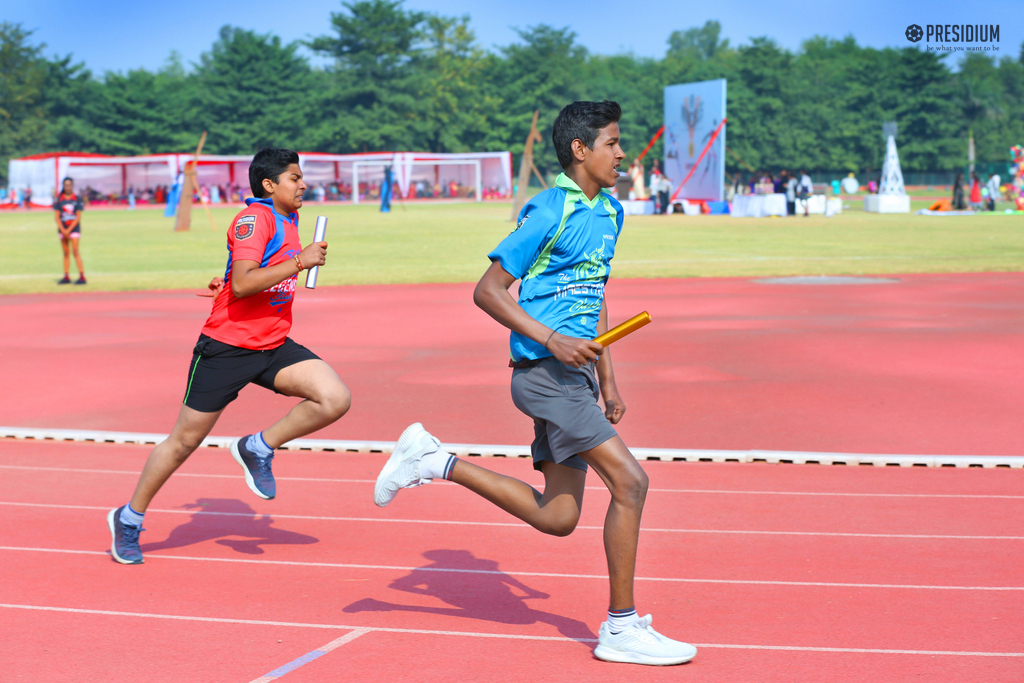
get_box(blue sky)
[7,0,1022,74]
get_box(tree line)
[2,1,1023,184]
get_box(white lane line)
[0,603,592,642]
[3,465,1022,499]
[2,547,1022,591]
[2,603,1022,657]
[693,644,1024,656]
[248,629,371,683]
[1,501,1020,540]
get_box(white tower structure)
[865,132,910,213]
[878,136,906,195]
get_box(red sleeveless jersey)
[201,198,302,350]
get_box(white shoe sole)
[231,439,272,500]
[374,423,426,507]
[593,644,696,666]
[107,508,143,565]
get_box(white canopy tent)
[298,151,513,201]
[6,152,235,205]
[8,150,513,206]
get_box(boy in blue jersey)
[374,101,696,665]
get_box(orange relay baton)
[594,311,652,347]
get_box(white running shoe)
[374,423,441,507]
[594,614,697,666]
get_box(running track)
[1,274,1022,681]
[2,273,1022,455]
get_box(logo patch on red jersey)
[235,215,256,240]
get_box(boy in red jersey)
[108,148,351,565]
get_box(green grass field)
[2,200,1021,294]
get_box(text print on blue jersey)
[489,173,623,361]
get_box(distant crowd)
[0,177,508,209]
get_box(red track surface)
[1,439,1022,681]
[1,275,1022,681]
[2,273,1022,454]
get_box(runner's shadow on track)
[343,549,596,648]
[140,498,318,555]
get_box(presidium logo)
[906,23,1001,52]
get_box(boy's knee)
[323,386,351,420]
[615,469,649,509]
[538,511,580,537]
[167,435,203,461]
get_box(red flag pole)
[670,118,727,203]
[635,126,664,162]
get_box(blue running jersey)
[489,173,624,362]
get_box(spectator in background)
[648,174,659,213]
[774,171,786,195]
[985,174,1001,210]
[798,170,813,217]
[785,172,797,215]
[24,186,33,208]
[657,174,672,215]
[128,186,136,210]
[969,172,982,210]
[952,173,966,210]
[53,177,87,285]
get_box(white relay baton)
[305,216,327,289]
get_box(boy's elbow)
[472,280,489,310]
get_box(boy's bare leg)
[61,239,70,274]
[578,436,649,611]
[261,359,351,447]
[129,405,223,512]
[450,459,587,537]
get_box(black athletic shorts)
[182,334,320,413]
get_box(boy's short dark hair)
[552,101,622,170]
[249,148,300,198]
[62,177,73,185]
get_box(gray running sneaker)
[231,436,276,500]
[107,507,144,565]
[594,614,697,666]
[374,423,440,507]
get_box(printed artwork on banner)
[664,79,727,202]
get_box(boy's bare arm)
[596,300,626,423]
[473,260,603,369]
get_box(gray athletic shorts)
[510,356,618,472]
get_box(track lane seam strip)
[3,427,1022,468]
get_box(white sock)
[247,432,273,458]
[419,449,456,481]
[120,504,145,527]
[607,607,638,634]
